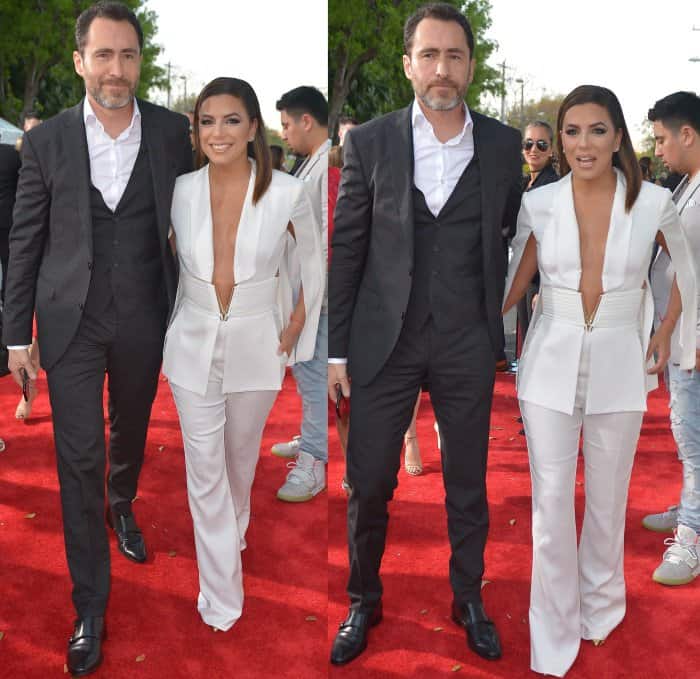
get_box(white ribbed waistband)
[180,270,278,319]
[539,286,643,329]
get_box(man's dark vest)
[404,152,485,331]
[84,142,166,317]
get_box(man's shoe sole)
[270,449,298,459]
[276,486,326,503]
[641,520,676,533]
[652,572,698,586]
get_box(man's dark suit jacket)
[329,104,522,386]
[2,99,192,370]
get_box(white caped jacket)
[505,169,697,415]
[162,161,324,396]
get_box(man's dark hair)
[75,1,144,54]
[339,115,359,126]
[23,111,40,122]
[648,92,700,135]
[276,86,328,127]
[403,3,474,56]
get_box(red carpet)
[328,375,698,679]
[0,370,326,678]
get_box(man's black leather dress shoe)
[107,509,147,563]
[330,602,383,665]
[451,600,502,660]
[67,616,105,676]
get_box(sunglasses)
[522,139,550,152]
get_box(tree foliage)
[328,0,502,138]
[505,93,565,135]
[0,0,164,125]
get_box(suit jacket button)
[408,269,413,277]
[88,261,93,270]
[79,303,84,310]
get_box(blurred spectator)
[639,156,654,182]
[338,115,358,146]
[270,144,286,171]
[0,140,21,300]
[329,144,343,169]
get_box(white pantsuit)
[506,170,697,676]
[164,162,324,630]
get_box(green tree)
[0,0,164,124]
[505,92,565,135]
[328,0,502,138]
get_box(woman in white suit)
[503,85,697,677]
[163,77,323,631]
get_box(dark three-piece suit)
[2,99,192,616]
[329,103,522,610]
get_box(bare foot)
[404,435,423,476]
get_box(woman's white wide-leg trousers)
[170,327,278,631]
[520,334,643,676]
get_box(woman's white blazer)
[505,169,697,415]
[162,162,324,396]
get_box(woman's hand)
[278,319,303,357]
[647,325,673,374]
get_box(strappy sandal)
[404,435,423,476]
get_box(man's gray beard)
[90,85,136,110]
[418,90,464,111]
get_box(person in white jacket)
[503,85,697,677]
[163,77,324,632]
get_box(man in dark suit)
[328,3,521,665]
[0,139,20,300]
[2,2,191,674]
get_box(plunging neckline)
[207,161,255,317]
[570,172,619,321]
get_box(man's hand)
[328,363,351,402]
[8,348,37,388]
[696,348,700,372]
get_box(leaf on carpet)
[24,512,37,519]
[168,551,177,557]
[305,616,317,622]
[451,665,462,672]
[509,519,516,526]
[420,609,428,615]
[135,654,146,662]
[433,626,443,632]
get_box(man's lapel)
[389,104,415,256]
[472,112,495,268]
[676,173,700,214]
[140,100,169,252]
[62,101,93,258]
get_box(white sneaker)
[270,435,301,459]
[652,524,700,586]
[276,450,326,502]
[642,505,679,533]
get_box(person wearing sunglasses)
[517,122,560,350]
[522,121,558,191]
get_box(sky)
[484,0,700,147]
[144,0,699,148]
[145,0,328,134]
